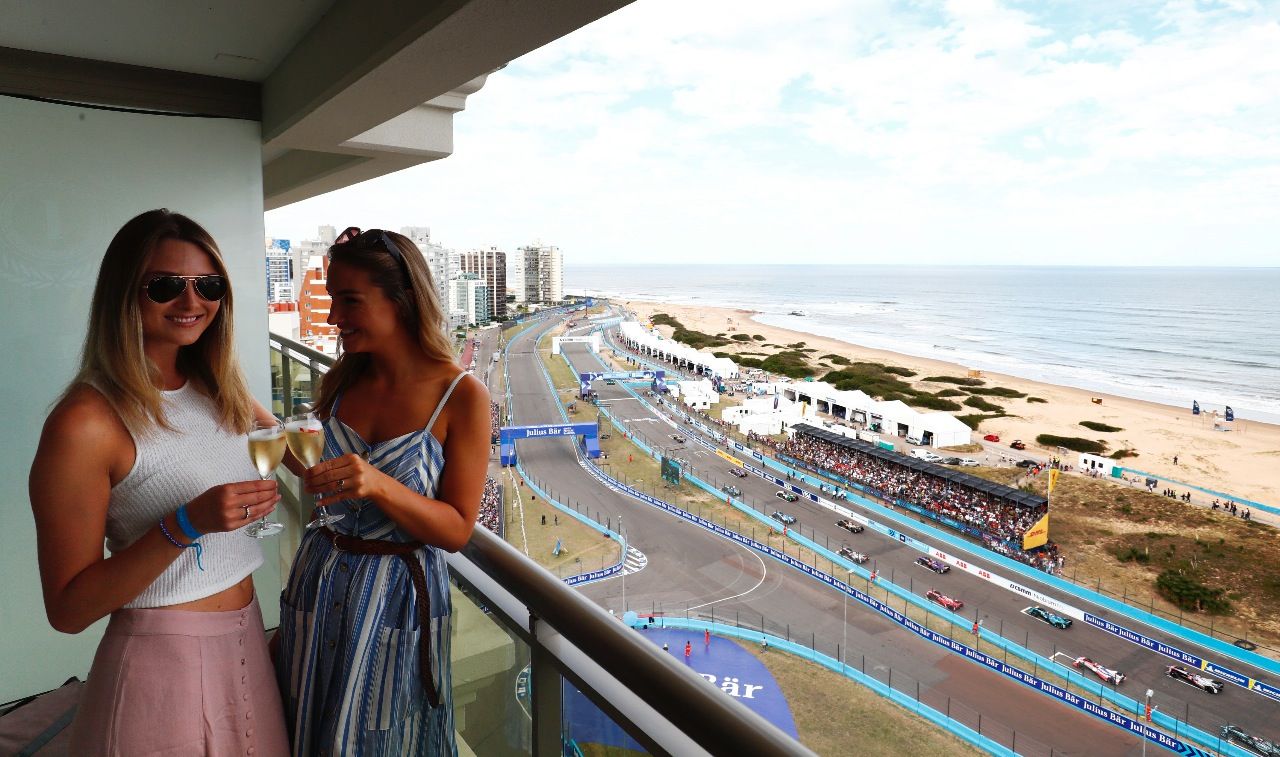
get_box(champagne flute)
[246,420,287,538]
[286,411,344,529]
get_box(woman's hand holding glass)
[304,452,384,510]
[245,420,287,537]
[184,479,281,535]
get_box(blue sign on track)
[499,423,600,465]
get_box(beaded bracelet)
[175,503,203,541]
[159,517,205,571]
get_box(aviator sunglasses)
[144,274,229,304]
[333,226,410,280]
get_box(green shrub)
[759,351,813,379]
[1156,569,1231,613]
[820,354,852,365]
[1114,546,1150,564]
[1110,449,1138,460]
[788,342,807,348]
[967,386,1027,398]
[910,396,963,411]
[651,313,679,327]
[1026,396,1048,403]
[923,375,985,386]
[1036,435,1106,454]
[883,365,917,377]
[957,413,1004,429]
[731,334,752,342]
[752,334,765,341]
[963,396,1003,412]
[1080,421,1124,432]
[935,388,966,397]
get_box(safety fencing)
[564,348,1248,756]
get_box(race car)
[838,546,869,564]
[925,589,963,611]
[721,484,742,498]
[775,491,799,502]
[770,511,797,525]
[1025,606,1072,629]
[915,556,950,574]
[1010,440,1027,450]
[1073,656,1125,685]
[1220,725,1280,757]
[1166,665,1224,694]
[729,468,749,478]
[836,519,865,534]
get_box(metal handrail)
[266,329,812,755]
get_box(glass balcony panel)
[562,679,651,756]
[450,578,532,756]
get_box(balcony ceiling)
[0,0,632,209]
[0,0,334,81]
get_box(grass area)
[736,350,815,379]
[1079,421,1124,433]
[501,471,622,578]
[1012,472,1280,648]
[820,363,952,411]
[922,375,985,386]
[962,395,1003,412]
[940,443,983,453]
[966,386,1027,398]
[934,388,966,397]
[650,312,732,349]
[1035,434,1106,454]
[745,645,982,757]
[821,353,852,365]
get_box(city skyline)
[265,1,1280,267]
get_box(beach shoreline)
[620,300,1279,506]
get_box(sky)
[265,0,1280,266]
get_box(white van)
[909,448,932,460]
[905,435,923,446]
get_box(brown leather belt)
[319,527,440,708]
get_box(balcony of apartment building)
[0,2,808,754]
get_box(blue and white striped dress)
[277,375,464,756]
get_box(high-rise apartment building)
[400,226,452,312]
[456,247,507,320]
[450,273,490,326]
[297,254,337,354]
[510,244,563,304]
[265,238,295,304]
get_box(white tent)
[779,380,972,448]
[618,321,741,379]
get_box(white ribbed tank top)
[106,382,264,608]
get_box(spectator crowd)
[783,431,1061,573]
[478,476,502,534]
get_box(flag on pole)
[1225,406,1235,422]
[1192,400,1200,415]
[1048,469,1060,495]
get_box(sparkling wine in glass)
[246,420,287,538]
[287,412,344,529]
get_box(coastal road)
[504,321,1144,756]
[582,338,1280,745]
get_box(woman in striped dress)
[276,228,489,755]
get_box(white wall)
[0,96,274,702]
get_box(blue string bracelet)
[159,516,205,571]
[175,503,203,540]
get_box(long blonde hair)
[70,209,255,434]
[315,230,457,416]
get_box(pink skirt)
[69,595,288,756]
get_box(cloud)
[266,0,1280,266]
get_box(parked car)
[721,485,742,498]
[836,519,864,534]
[915,556,950,574]
[1014,459,1037,468]
[1166,665,1224,694]
[1073,656,1125,685]
[958,458,980,467]
[983,433,1000,442]
[838,546,869,564]
[1010,439,1027,450]
[942,457,962,465]
[775,491,799,502]
[926,589,964,611]
[923,452,943,463]
[1220,725,1280,757]
[1024,606,1072,629]
[770,511,797,525]
[729,468,749,478]
[905,435,923,445]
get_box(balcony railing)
[269,332,811,756]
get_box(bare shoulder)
[36,384,132,472]
[450,372,490,406]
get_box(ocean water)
[566,265,1280,424]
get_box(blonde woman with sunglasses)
[29,209,289,755]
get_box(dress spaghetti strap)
[427,372,467,434]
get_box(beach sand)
[623,300,1280,507]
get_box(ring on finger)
[337,479,345,493]
[243,505,251,520]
